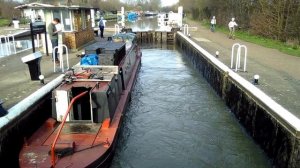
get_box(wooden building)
[15,3,97,51]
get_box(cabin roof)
[15,2,97,10]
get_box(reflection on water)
[0,40,32,57]
[127,17,159,31]
[110,47,271,168]
[107,16,173,32]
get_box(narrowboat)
[19,33,142,167]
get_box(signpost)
[30,21,49,56]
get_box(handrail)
[114,24,120,35]
[51,91,88,167]
[53,44,69,73]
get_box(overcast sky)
[161,0,179,7]
[120,0,179,7]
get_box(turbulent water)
[110,46,270,168]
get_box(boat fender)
[106,138,110,146]
[0,100,7,117]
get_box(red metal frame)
[50,91,88,167]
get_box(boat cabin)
[53,66,121,124]
[52,37,137,125]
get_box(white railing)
[231,43,247,72]
[0,35,8,56]
[36,34,41,48]
[114,24,120,35]
[6,34,16,54]
[0,34,17,56]
[183,24,189,35]
[53,44,69,73]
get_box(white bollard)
[12,20,20,29]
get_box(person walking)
[48,18,61,64]
[228,18,238,39]
[99,17,105,38]
[210,16,216,32]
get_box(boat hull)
[19,43,142,167]
[88,56,141,168]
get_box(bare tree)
[179,0,300,43]
[0,0,21,19]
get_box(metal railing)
[53,44,69,73]
[231,43,248,72]
[0,34,17,56]
[0,35,8,56]
[183,24,189,35]
[51,91,88,167]
[114,24,120,35]
[6,34,16,54]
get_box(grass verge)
[0,18,10,27]
[200,20,300,57]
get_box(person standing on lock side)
[99,17,105,38]
[48,18,61,64]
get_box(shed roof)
[15,2,97,10]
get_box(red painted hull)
[19,48,141,167]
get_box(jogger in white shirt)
[228,18,238,39]
[210,16,216,32]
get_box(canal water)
[110,44,271,167]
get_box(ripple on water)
[111,49,271,168]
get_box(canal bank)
[111,46,270,168]
[185,19,300,118]
[176,32,300,167]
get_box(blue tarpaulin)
[80,54,99,65]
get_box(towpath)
[186,19,300,118]
[0,48,81,109]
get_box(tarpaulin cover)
[80,54,99,65]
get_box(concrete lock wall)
[176,32,300,167]
[0,94,52,166]
[0,75,65,165]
